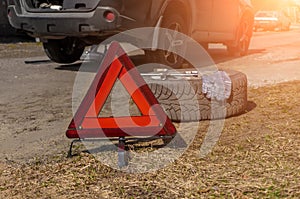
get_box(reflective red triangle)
[66,42,176,139]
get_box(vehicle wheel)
[43,37,85,64]
[147,70,248,122]
[227,15,253,56]
[145,12,188,69]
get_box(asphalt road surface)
[0,26,299,163]
[212,26,300,87]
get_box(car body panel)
[8,0,253,45]
[189,0,213,41]
[210,0,240,41]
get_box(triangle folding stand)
[66,42,177,160]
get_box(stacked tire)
[147,69,248,122]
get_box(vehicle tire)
[147,70,248,122]
[145,12,188,69]
[43,37,85,64]
[227,14,253,56]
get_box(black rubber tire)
[145,12,188,69]
[147,70,248,122]
[43,37,85,64]
[227,15,253,56]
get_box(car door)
[210,0,240,41]
[189,0,213,42]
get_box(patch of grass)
[0,81,299,198]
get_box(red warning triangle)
[66,42,176,139]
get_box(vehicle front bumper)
[8,5,122,38]
[254,20,279,29]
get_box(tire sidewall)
[43,38,84,64]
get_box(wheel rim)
[163,22,185,66]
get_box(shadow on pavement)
[246,101,257,113]
[24,59,52,64]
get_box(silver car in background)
[254,10,291,31]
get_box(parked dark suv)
[8,0,254,67]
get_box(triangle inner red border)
[66,42,176,139]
